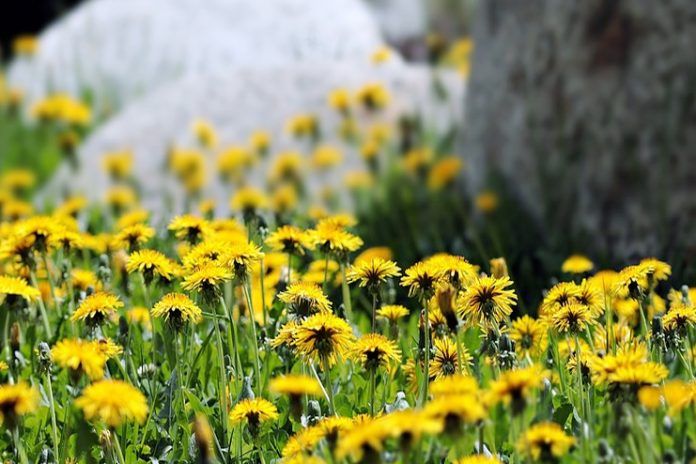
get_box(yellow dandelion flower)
[346,258,401,289]
[152,292,203,328]
[474,191,498,213]
[376,304,409,323]
[75,380,148,428]
[126,249,179,284]
[112,224,155,252]
[430,374,479,398]
[351,333,401,370]
[228,398,278,433]
[71,291,123,325]
[427,156,463,190]
[278,282,332,318]
[230,186,267,215]
[400,261,443,298]
[0,382,39,426]
[294,313,354,367]
[356,82,390,110]
[52,339,107,381]
[458,276,517,327]
[510,316,548,358]
[266,226,311,256]
[561,254,594,274]
[168,215,211,243]
[0,275,40,307]
[430,337,471,380]
[517,422,575,461]
[487,365,547,413]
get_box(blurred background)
[1,0,694,308]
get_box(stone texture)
[463,0,696,262]
[8,0,388,113]
[42,64,465,215]
[363,0,427,43]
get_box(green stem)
[420,299,430,406]
[111,429,126,464]
[322,359,336,415]
[46,373,60,461]
[30,271,52,337]
[242,281,262,394]
[369,369,376,416]
[340,264,353,321]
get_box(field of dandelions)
[1,33,696,464]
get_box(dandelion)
[75,380,148,428]
[430,337,471,380]
[307,221,363,260]
[356,82,390,110]
[336,417,391,461]
[549,303,596,335]
[377,304,409,322]
[152,292,203,329]
[424,394,486,434]
[0,275,40,309]
[517,422,575,462]
[181,263,231,303]
[459,276,517,328]
[168,215,210,243]
[430,374,479,398]
[474,191,498,213]
[428,157,463,190]
[266,226,311,256]
[454,456,503,464]
[102,151,133,181]
[278,282,332,318]
[294,313,354,367]
[51,339,107,381]
[225,241,263,280]
[249,130,271,156]
[229,398,278,436]
[346,258,401,290]
[401,261,443,299]
[0,383,38,427]
[352,333,401,371]
[126,249,179,284]
[230,186,267,217]
[488,365,547,414]
[510,316,548,359]
[71,291,123,326]
[662,300,696,334]
[270,374,322,420]
[112,224,155,252]
[561,254,594,274]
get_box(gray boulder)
[8,0,387,113]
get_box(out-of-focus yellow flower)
[427,157,463,190]
[102,151,133,180]
[475,191,498,213]
[249,130,271,155]
[287,114,319,139]
[311,145,343,171]
[76,380,148,428]
[13,35,39,56]
[356,82,390,111]
[561,254,594,274]
[1,169,36,194]
[370,46,393,64]
[328,88,352,115]
[0,382,39,426]
[344,171,374,190]
[31,93,91,126]
[230,186,267,215]
[192,118,218,149]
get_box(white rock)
[8,0,387,112]
[363,0,427,43]
[43,64,465,216]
